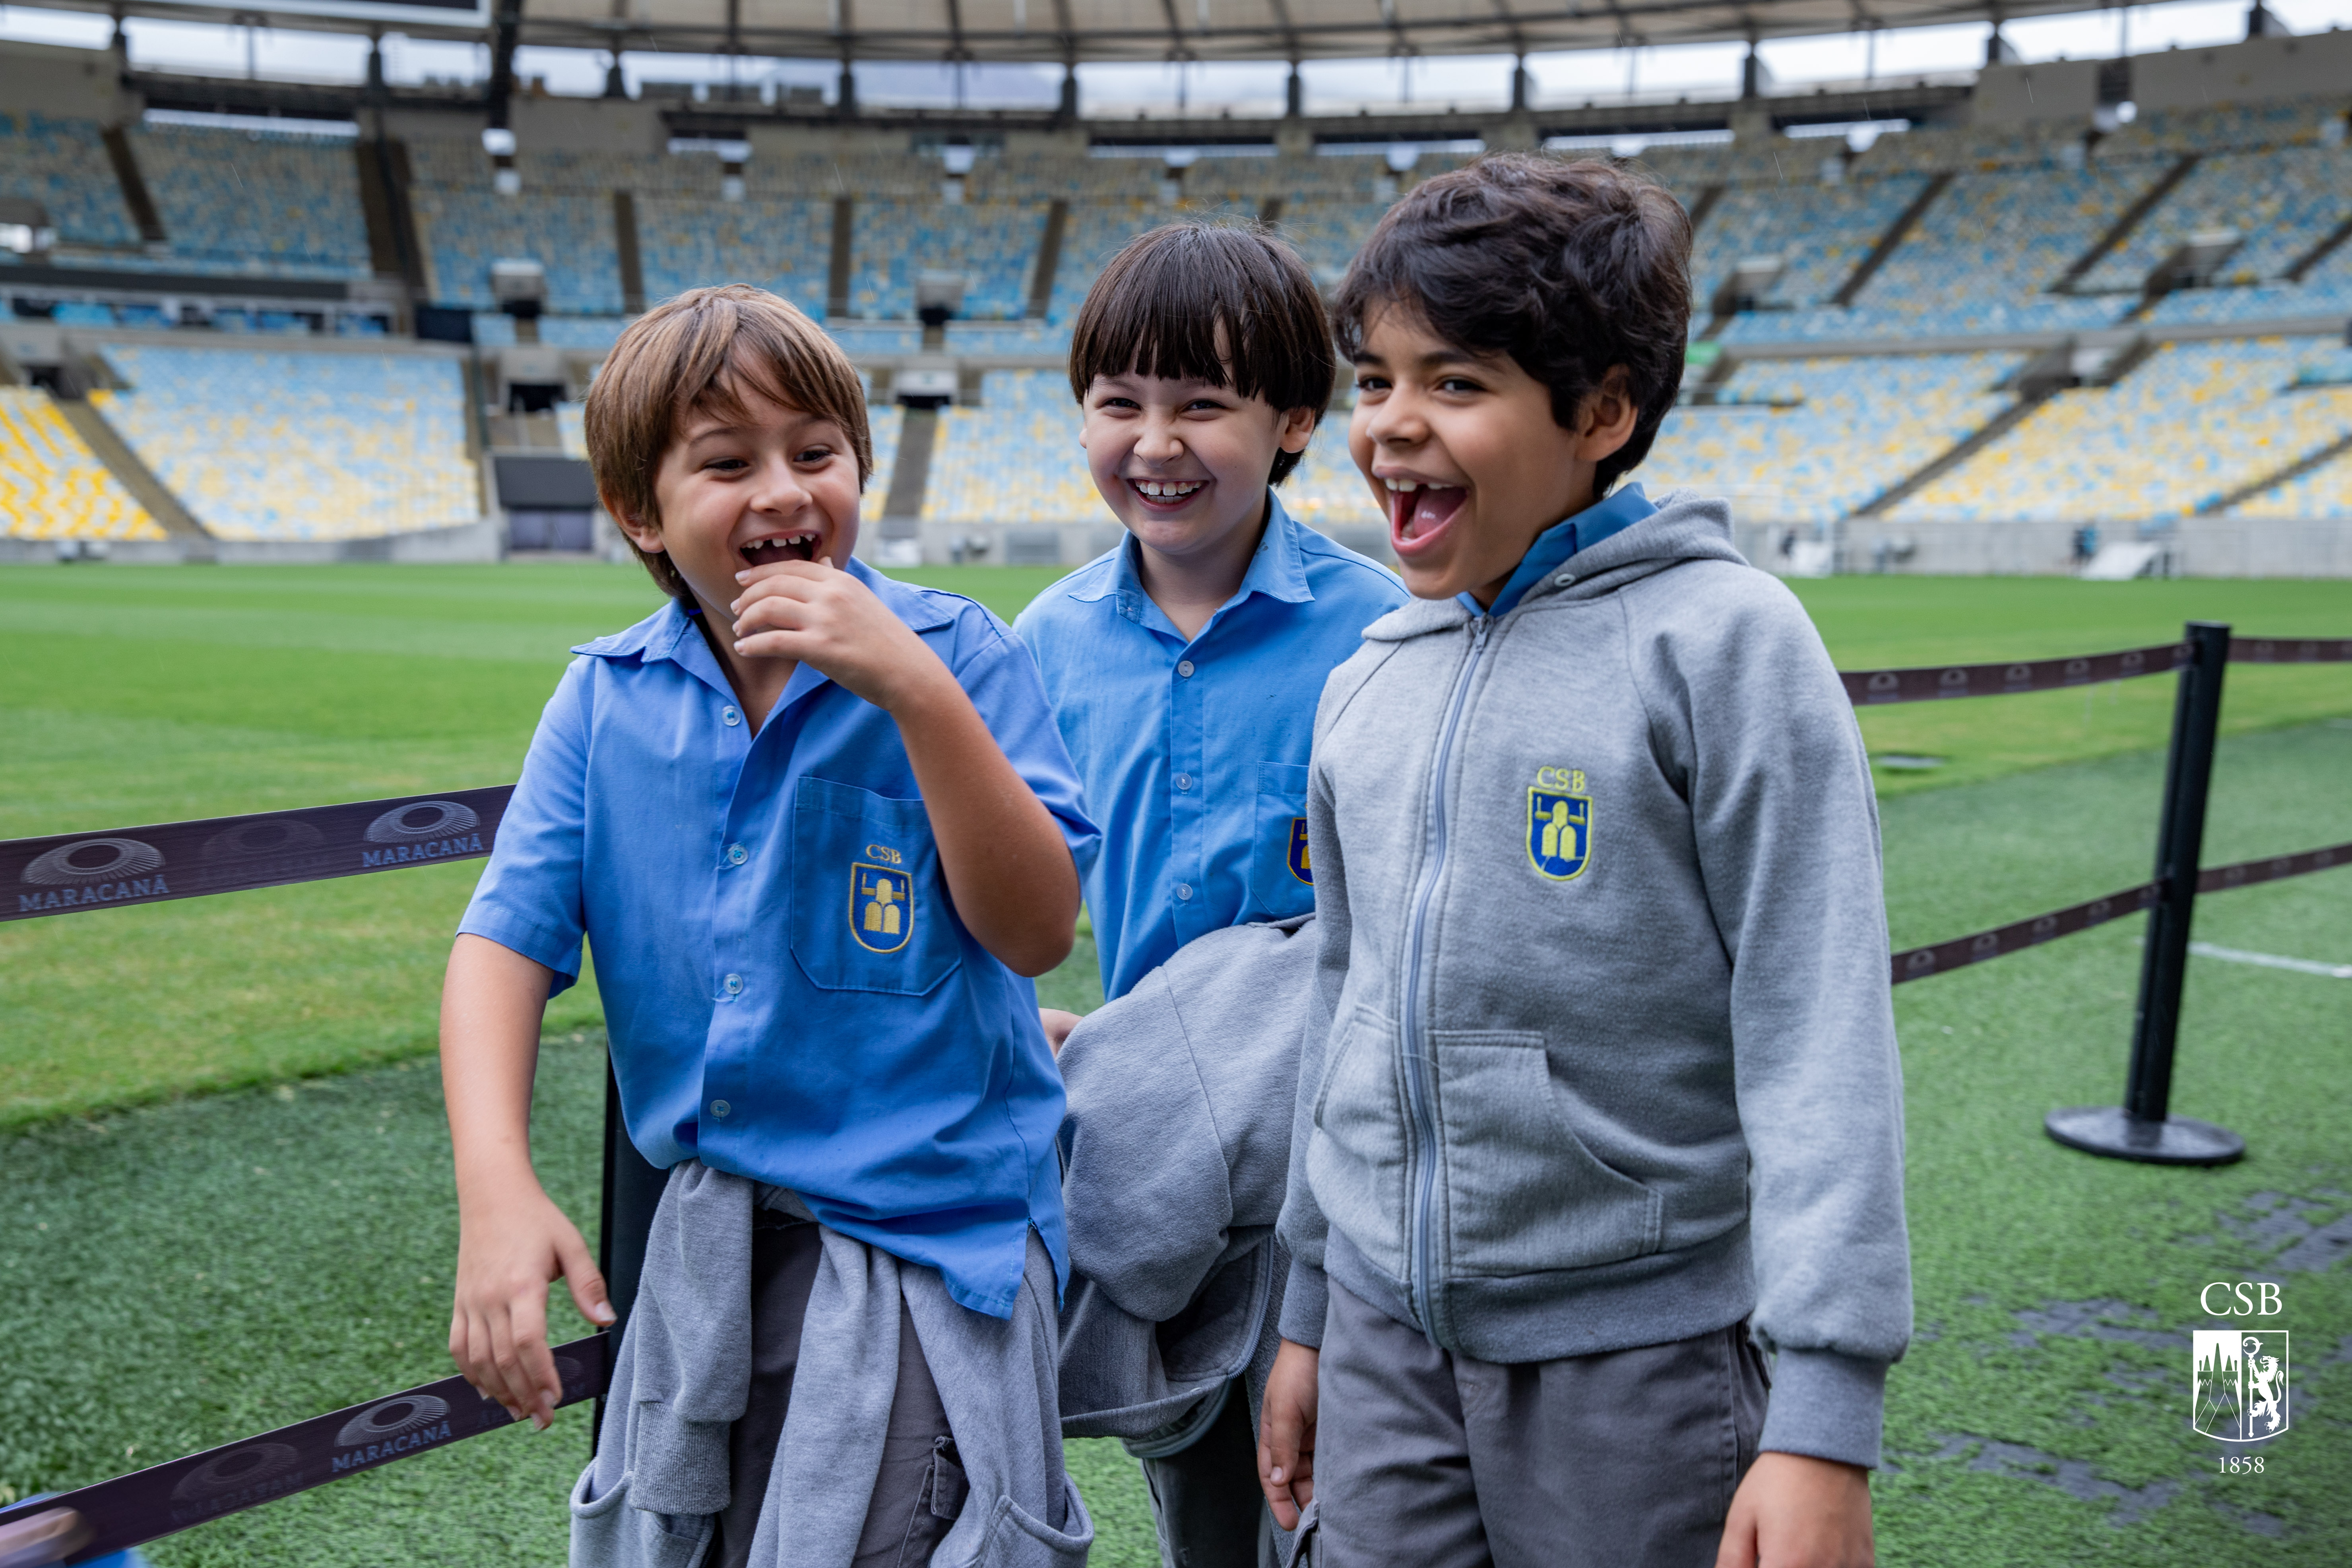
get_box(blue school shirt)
[460,562,1099,1318]
[1472,483,1657,618]
[1015,491,1407,1001]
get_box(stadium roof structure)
[58,0,2108,62]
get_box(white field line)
[2189,941,2352,980]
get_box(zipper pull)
[1471,615,1491,650]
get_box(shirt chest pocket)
[1244,762,1314,918]
[788,776,964,996]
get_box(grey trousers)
[711,1212,962,1568]
[1313,1279,1768,1568]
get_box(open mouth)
[1128,477,1209,510]
[739,531,820,568]
[1384,478,1468,553]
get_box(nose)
[748,452,813,514]
[1362,384,1426,450]
[1133,409,1186,466]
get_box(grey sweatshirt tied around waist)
[1055,915,1316,1457]
[572,1161,1090,1568]
[1276,492,1912,1469]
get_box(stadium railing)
[0,628,2347,1561]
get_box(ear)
[1277,405,1319,455]
[1572,367,1639,463]
[603,492,664,554]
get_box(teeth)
[1384,478,1421,493]
[1136,480,1205,498]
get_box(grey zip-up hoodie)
[1275,492,1911,1469]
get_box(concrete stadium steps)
[54,395,207,541]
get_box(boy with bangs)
[1016,224,1404,1562]
[1260,157,1911,1568]
[440,285,1097,1567]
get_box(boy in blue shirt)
[440,285,1097,1566]
[1017,224,1405,1564]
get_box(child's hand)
[448,1183,613,1430]
[730,556,954,714]
[1258,1338,1320,1531]
[1040,1008,1083,1056]
[1714,1451,1874,1568]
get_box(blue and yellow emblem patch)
[1287,817,1312,884]
[1527,766,1592,882]
[850,861,914,953]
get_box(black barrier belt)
[1842,634,2352,707]
[0,1335,609,1565]
[0,787,515,925]
[1889,838,2352,985]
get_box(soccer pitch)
[2,562,2348,1564]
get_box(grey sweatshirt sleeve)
[1626,568,1912,1469]
[1274,707,1358,1348]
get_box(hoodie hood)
[1361,489,1746,643]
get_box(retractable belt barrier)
[2,632,2348,1559]
[0,1338,608,1564]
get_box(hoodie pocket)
[1305,1007,1410,1280]
[1245,762,1315,918]
[567,1461,714,1568]
[1431,1031,1662,1277]
[953,1477,1093,1568]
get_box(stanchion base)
[2044,1106,2245,1165]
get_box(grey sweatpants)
[1313,1280,1768,1568]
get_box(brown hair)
[585,284,873,599]
[1333,155,1692,496]
[1068,221,1334,486]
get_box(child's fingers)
[494,1293,559,1430]
[554,1224,617,1330]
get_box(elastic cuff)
[1758,1348,1889,1469]
[1277,1258,1329,1348]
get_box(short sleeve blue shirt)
[460,560,1099,1318]
[1015,492,1407,1000]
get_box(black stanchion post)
[2046,620,2245,1165]
[591,1059,667,1445]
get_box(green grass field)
[3,560,2349,1565]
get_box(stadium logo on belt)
[169,1441,304,1521]
[361,801,485,868]
[1527,767,1592,882]
[2193,1330,2289,1442]
[332,1394,454,1472]
[851,860,913,953]
[1287,818,1311,883]
[17,836,171,911]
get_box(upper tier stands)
[847,200,1047,321]
[2077,144,2352,295]
[1689,176,1931,313]
[0,386,161,540]
[1891,335,2352,523]
[121,122,371,280]
[1044,200,1164,325]
[0,112,137,251]
[924,369,1093,526]
[636,194,831,314]
[92,343,477,541]
[1646,352,2023,523]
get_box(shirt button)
[723,973,744,996]
[1554,573,1576,587]
[1176,883,1193,900]
[1175,773,1192,791]
[710,1099,731,1119]
[721,705,742,727]
[1176,660,1195,678]
[726,843,748,866]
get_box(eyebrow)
[1353,346,1485,371]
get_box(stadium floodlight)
[491,258,548,321]
[481,127,517,156]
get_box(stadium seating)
[1283,415,1386,541]
[0,386,162,540]
[1045,201,1165,323]
[0,111,137,250]
[637,194,832,314]
[861,402,903,524]
[1690,176,1932,313]
[1891,335,2352,522]
[2077,145,2352,295]
[126,122,372,279]
[1646,352,2023,522]
[91,344,478,541]
[923,370,1095,525]
[845,199,1047,321]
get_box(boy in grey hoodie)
[1259,157,1911,1568]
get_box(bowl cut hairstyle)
[1068,221,1336,486]
[1334,155,1693,497]
[586,284,873,601]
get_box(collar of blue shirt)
[1066,489,1317,639]
[1463,482,1656,621]
[573,558,959,702]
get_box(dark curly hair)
[1332,155,1692,496]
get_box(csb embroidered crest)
[850,861,914,954]
[1527,766,1592,881]
[2193,1330,2289,1442]
[1287,817,1312,883]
